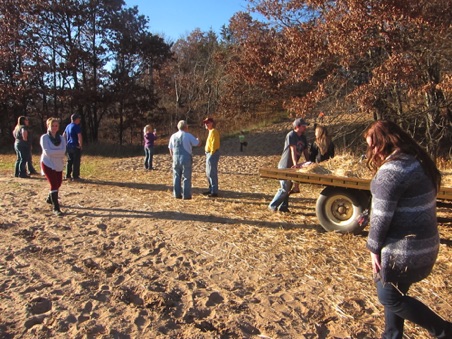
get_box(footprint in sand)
[205,291,224,307]
[78,301,93,323]
[24,314,47,329]
[27,296,52,315]
[93,285,111,302]
[24,297,52,330]
[134,309,149,329]
[56,312,77,333]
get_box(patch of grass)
[0,153,119,180]
[82,142,143,158]
[78,155,123,179]
[0,154,16,172]
[80,157,103,178]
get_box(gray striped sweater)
[366,153,439,284]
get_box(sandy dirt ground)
[1,122,451,338]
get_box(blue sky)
[125,0,249,41]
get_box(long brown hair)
[13,116,28,136]
[363,120,441,189]
[315,125,332,155]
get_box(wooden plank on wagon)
[437,187,452,201]
[259,168,370,191]
[259,167,452,201]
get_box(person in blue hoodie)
[63,113,82,181]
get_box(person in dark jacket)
[309,125,335,163]
[291,124,334,194]
[364,120,451,339]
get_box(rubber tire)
[316,187,370,234]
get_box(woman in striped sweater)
[364,120,450,339]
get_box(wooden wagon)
[259,168,452,234]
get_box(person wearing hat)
[203,117,220,197]
[268,118,310,212]
[168,120,200,199]
[63,113,83,181]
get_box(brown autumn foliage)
[226,0,452,156]
[1,0,450,158]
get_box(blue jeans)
[66,146,81,179]
[144,147,154,169]
[376,280,451,339]
[173,154,193,199]
[14,143,30,178]
[27,151,38,173]
[268,179,292,211]
[206,151,220,194]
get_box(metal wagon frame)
[260,168,452,234]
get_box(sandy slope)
[1,122,451,338]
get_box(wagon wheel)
[316,187,370,234]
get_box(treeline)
[1,0,451,156]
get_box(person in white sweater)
[40,117,67,216]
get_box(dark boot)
[45,193,52,204]
[51,191,63,216]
